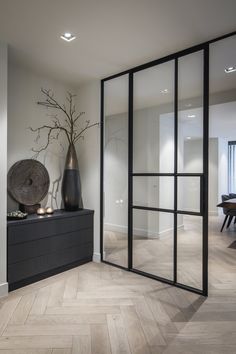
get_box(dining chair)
[229,193,236,224]
[220,194,236,232]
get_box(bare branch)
[74,122,99,143]
[74,111,85,124]
[38,88,72,125]
[31,88,99,156]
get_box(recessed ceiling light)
[160,89,169,94]
[187,114,196,118]
[186,136,191,140]
[224,66,236,73]
[60,32,76,42]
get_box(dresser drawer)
[8,213,93,245]
[8,242,93,284]
[8,228,93,264]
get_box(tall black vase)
[62,143,83,211]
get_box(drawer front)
[8,214,93,245]
[8,243,93,283]
[8,228,93,265]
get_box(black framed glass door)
[100,33,222,295]
[130,49,208,295]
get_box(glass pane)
[133,176,174,210]
[133,61,175,173]
[178,51,203,173]
[103,75,128,267]
[177,215,202,289]
[178,176,201,213]
[133,209,174,280]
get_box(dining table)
[217,198,236,209]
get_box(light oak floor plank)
[0,336,72,350]
[120,306,151,354]
[26,314,106,325]
[3,324,90,337]
[107,314,131,354]
[0,350,52,354]
[63,273,79,300]
[9,293,36,325]
[90,324,111,354]
[47,281,65,308]
[52,350,71,354]
[30,286,51,315]
[72,335,91,354]
[46,306,120,315]
[133,298,166,346]
[0,298,21,335]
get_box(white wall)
[0,43,8,296]
[218,138,229,213]
[8,62,73,211]
[182,138,218,214]
[209,138,219,214]
[104,112,128,233]
[76,81,100,262]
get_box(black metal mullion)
[128,73,133,270]
[200,175,204,215]
[132,269,204,296]
[132,173,203,177]
[132,205,203,217]
[132,173,175,177]
[176,173,204,177]
[202,44,209,296]
[176,210,202,216]
[174,58,178,284]
[102,260,128,271]
[132,205,175,214]
[132,268,174,286]
[100,81,104,262]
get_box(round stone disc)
[8,159,50,206]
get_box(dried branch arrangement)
[30,88,99,156]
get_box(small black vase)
[62,143,83,211]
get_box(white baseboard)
[93,252,101,263]
[104,223,184,239]
[158,224,184,237]
[105,223,127,234]
[105,222,158,237]
[209,211,218,216]
[0,282,8,298]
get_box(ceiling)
[104,36,236,115]
[0,0,235,87]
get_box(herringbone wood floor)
[0,216,236,354]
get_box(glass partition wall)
[101,32,236,296]
[102,75,129,267]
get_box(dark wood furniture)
[217,198,236,209]
[217,198,236,232]
[7,209,94,291]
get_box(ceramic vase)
[62,143,83,211]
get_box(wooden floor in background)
[0,216,236,354]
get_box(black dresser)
[7,209,94,291]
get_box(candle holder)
[37,207,46,216]
[46,207,54,215]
